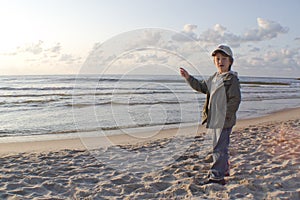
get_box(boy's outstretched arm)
[180,67,208,94]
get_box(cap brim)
[211,49,230,56]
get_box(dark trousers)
[208,127,232,180]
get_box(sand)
[0,108,299,199]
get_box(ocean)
[0,74,299,141]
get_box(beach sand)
[0,108,299,199]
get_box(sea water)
[0,74,299,140]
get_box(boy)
[180,44,241,185]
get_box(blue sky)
[0,0,299,77]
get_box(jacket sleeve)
[225,76,241,119]
[187,75,208,94]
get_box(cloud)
[84,20,295,76]
[249,47,260,52]
[199,24,241,46]
[59,53,82,64]
[183,24,198,40]
[145,30,162,44]
[2,41,61,56]
[86,30,165,68]
[172,24,198,42]
[243,18,289,42]
[133,30,162,47]
[24,40,44,55]
[236,47,300,75]
[194,18,288,47]
[183,24,197,33]
[84,28,208,75]
[46,43,61,54]
[262,48,299,65]
[1,41,82,68]
[1,40,45,56]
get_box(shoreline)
[0,107,299,155]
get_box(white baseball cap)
[211,44,233,58]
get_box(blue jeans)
[209,127,232,180]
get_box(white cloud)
[201,25,236,48]
[136,30,162,47]
[59,53,81,64]
[243,18,288,41]
[249,47,260,52]
[196,18,289,47]
[170,18,300,77]
[183,24,198,40]
[63,19,297,76]
[46,43,61,54]
[24,40,44,55]
[184,24,197,32]
[235,47,300,76]
[263,48,299,65]
[0,41,83,73]
[172,24,198,42]
[84,28,209,75]
[198,24,242,48]
[1,40,44,56]
[2,41,62,56]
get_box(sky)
[0,0,300,77]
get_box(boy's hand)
[180,67,190,79]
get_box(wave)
[0,121,189,137]
[242,89,299,94]
[240,81,290,86]
[0,99,59,107]
[91,90,192,96]
[0,128,81,138]
[242,95,300,101]
[100,121,183,131]
[68,121,186,133]
[70,100,197,108]
[52,75,185,84]
[0,86,74,91]
[97,78,185,84]
[0,90,134,97]
[0,93,73,98]
[0,90,193,99]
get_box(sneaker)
[198,178,226,186]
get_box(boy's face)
[213,52,231,73]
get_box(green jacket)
[187,72,241,128]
